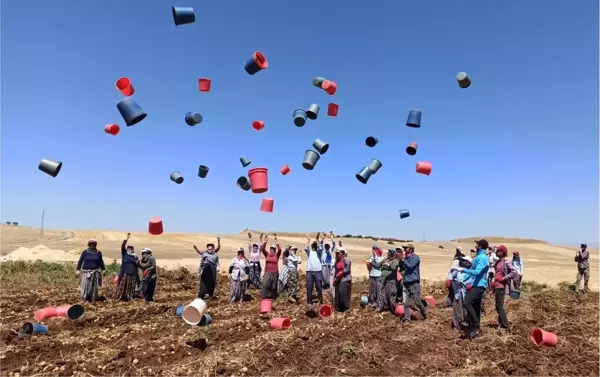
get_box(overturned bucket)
[185,112,203,126]
[237,176,251,191]
[198,165,210,178]
[33,307,58,322]
[260,198,274,213]
[271,317,291,330]
[38,159,63,178]
[56,304,86,320]
[182,298,207,325]
[306,104,320,120]
[248,167,268,193]
[416,161,432,176]
[239,157,251,168]
[399,209,410,219]
[365,136,378,147]
[244,51,268,75]
[293,110,307,127]
[456,72,471,89]
[21,322,48,335]
[148,217,164,235]
[170,171,184,184]
[117,98,147,127]
[406,142,417,156]
[319,305,333,318]
[172,7,195,26]
[422,296,436,308]
[313,139,329,155]
[530,328,558,347]
[115,77,134,97]
[356,166,374,184]
[198,314,212,327]
[406,109,422,128]
[368,159,382,174]
[302,150,321,170]
[176,305,184,317]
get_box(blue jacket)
[402,253,421,284]
[77,249,105,271]
[462,249,489,288]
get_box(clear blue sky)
[1,1,598,244]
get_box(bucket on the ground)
[237,176,251,191]
[395,304,415,318]
[365,137,378,147]
[172,7,195,26]
[406,142,417,156]
[252,120,265,131]
[56,304,85,320]
[198,165,210,179]
[170,171,184,184]
[302,150,321,170]
[148,217,164,235]
[399,209,410,219]
[21,322,48,335]
[306,104,320,120]
[198,314,212,326]
[360,296,368,306]
[313,139,329,155]
[176,305,184,317]
[240,157,251,167]
[319,305,333,318]
[38,159,63,178]
[322,80,337,95]
[185,112,203,126]
[248,167,269,193]
[270,317,291,330]
[406,109,422,128]
[280,164,291,175]
[260,198,274,213]
[416,161,432,176]
[510,289,521,300]
[327,103,339,117]
[33,307,58,322]
[355,166,374,184]
[113,275,119,286]
[182,298,208,325]
[259,299,273,314]
[198,78,211,92]
[368,159,382,174]
[244,51,268,75]
[312,77,326,88]
[530,328,558,347]
[115,77,135,97]
[422,296,436,308]
[117,97,147,127]
[293,110,307,127]
[104,124,120,136]
[456,72,471,88]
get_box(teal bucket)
[360,296,369,307]
[176,305,184,317]
[198,314,212,326]
[510,290,521,300]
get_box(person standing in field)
[395,247,405,303]
[445,247,464,307]
[491,245,518,330]
[247,233,262,289]
[400,244,427,322]
[76,239,106,302]
[320,232,336,290]
[377,249,399,313]
[333,248,352,312]
[139,247,157,302]
[449,254,473,332]
[115,234,140,301]
[304,233,324,307]
[194,237,221,299]
[279,246,301,302]
[574,243,590,293]
[511,250,524,290]
[229,247,250,303]
[260,235,282,299]
[367,245,384,307]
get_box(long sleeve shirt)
[77,249,105,271]
[139,256,157,279]
[248,241,261,263]
[230,257,249,281]
[402,254,421,284]
[380,258,399,282]
[369,255,384,278]
[304,243,324,272]
[511,258,524,275]
[200,251,219,269]
[492,259,518,294]
[335,257,352,283]
[287,252,299,269]
[576,249,590,269]
[320,240,336,266]
[462,249,489,288]
[261,242,282,273]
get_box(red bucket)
[252,120,265,131]
[198,78,211,92]
[104,124,120,136]
[259,299,273,314]
[270,317,291,330]
[280,164,291,175]
[416,161,432,176]
[530,328,558,347]
[322,80,337,95]
[260,198,274,213]
[149,217,164,235]
[327,103,339,117]
[115,77,135,97]
[319,304,333,318]
[248,167,268,193]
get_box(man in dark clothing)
[400,244,427,322]
[395,247,405,303]
[575,243,590,293]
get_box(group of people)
[75,233,157,302]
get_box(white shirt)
[230,257,249,281]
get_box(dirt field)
[1,264,598,376]
[1,225,598,288]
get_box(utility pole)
[422,232,426,242]
[40,209,45,239]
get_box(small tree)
[4,221,10,225]
[12,222,18,226]
[387,240,395,245]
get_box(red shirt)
[261,242,282,273]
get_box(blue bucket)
[510,290,521,300]
[244,52,268,75]
[172,7,195,26]
[198,314,212,326]
[176,305,184,317]
[293,109,307,127]
[399,209,410,219]
[406,109,422,128]
[22,322,48,335]
[185,112,202,126]
[117,98,147,127]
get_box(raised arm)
[304,234,311,256]
[193,245,203,255]
[275,236,282,257]
[121,233,131,256]
[248,232,253,252]
[214,237,221,253]
[260,237,269,257]
[330,232,336,253]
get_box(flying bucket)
[170,171,184,184]
[319,305,333,318]
[172,7,195,26]
[280,164,291,175]
[313,139,329,155]
[259,299,273,314]
[355,166,374,184]
[104,124,120,136]
[327,103,339,117]
[368,159,382,174]
[115,77,134,97]
[416,161,432,176]
[198,78,211,92]
[185,112,203,126]
[406,142,417,156]
[306,104,320,120]
[21,322,48,335]
[302,150,320,170]
[260,198,274,213]
[456,72,471,88]
[117,97,147,127]
[252,120,265,131]
[237,176,251,191]
[182,298,208,325]
[148,217,164,235]
[365,136,378,147]
[530,328,558,347]
[239,157,251,168]
[38,159,63,178]
[399,209,410,219]
[312,77,326,88]
[293,110,307,127]
[360,296,369,307]
[248,167,269,193]
[33,307,58,322]
[270,317,291,330]
[198,165,210,179]
[322,80,337,95]
[406,109,422,128]
[244,51,269,75]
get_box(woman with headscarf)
[260,235,282,300]
[320,232,336,290]
[247,233,262,289]
[367,245,384,307]
[377,249,399,313]
[139,247,157,302]
[333,248,352,312]
[445,247,464,307]
[229,247,250,303]
[491,245,518,330]
[115,234,140,301]
[511,250,524,290]
[449,255,473,331]
[194,237,221,299]
[76,239,106,302]
[279,246,301,302]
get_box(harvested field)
[1,261,598,376]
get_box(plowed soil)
[1,269,598,376]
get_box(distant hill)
[452,236,549,245]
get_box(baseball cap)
[581,243,588,248]
[475,239,489,250]
[403,243,415,250]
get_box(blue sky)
[1,1,598,244]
